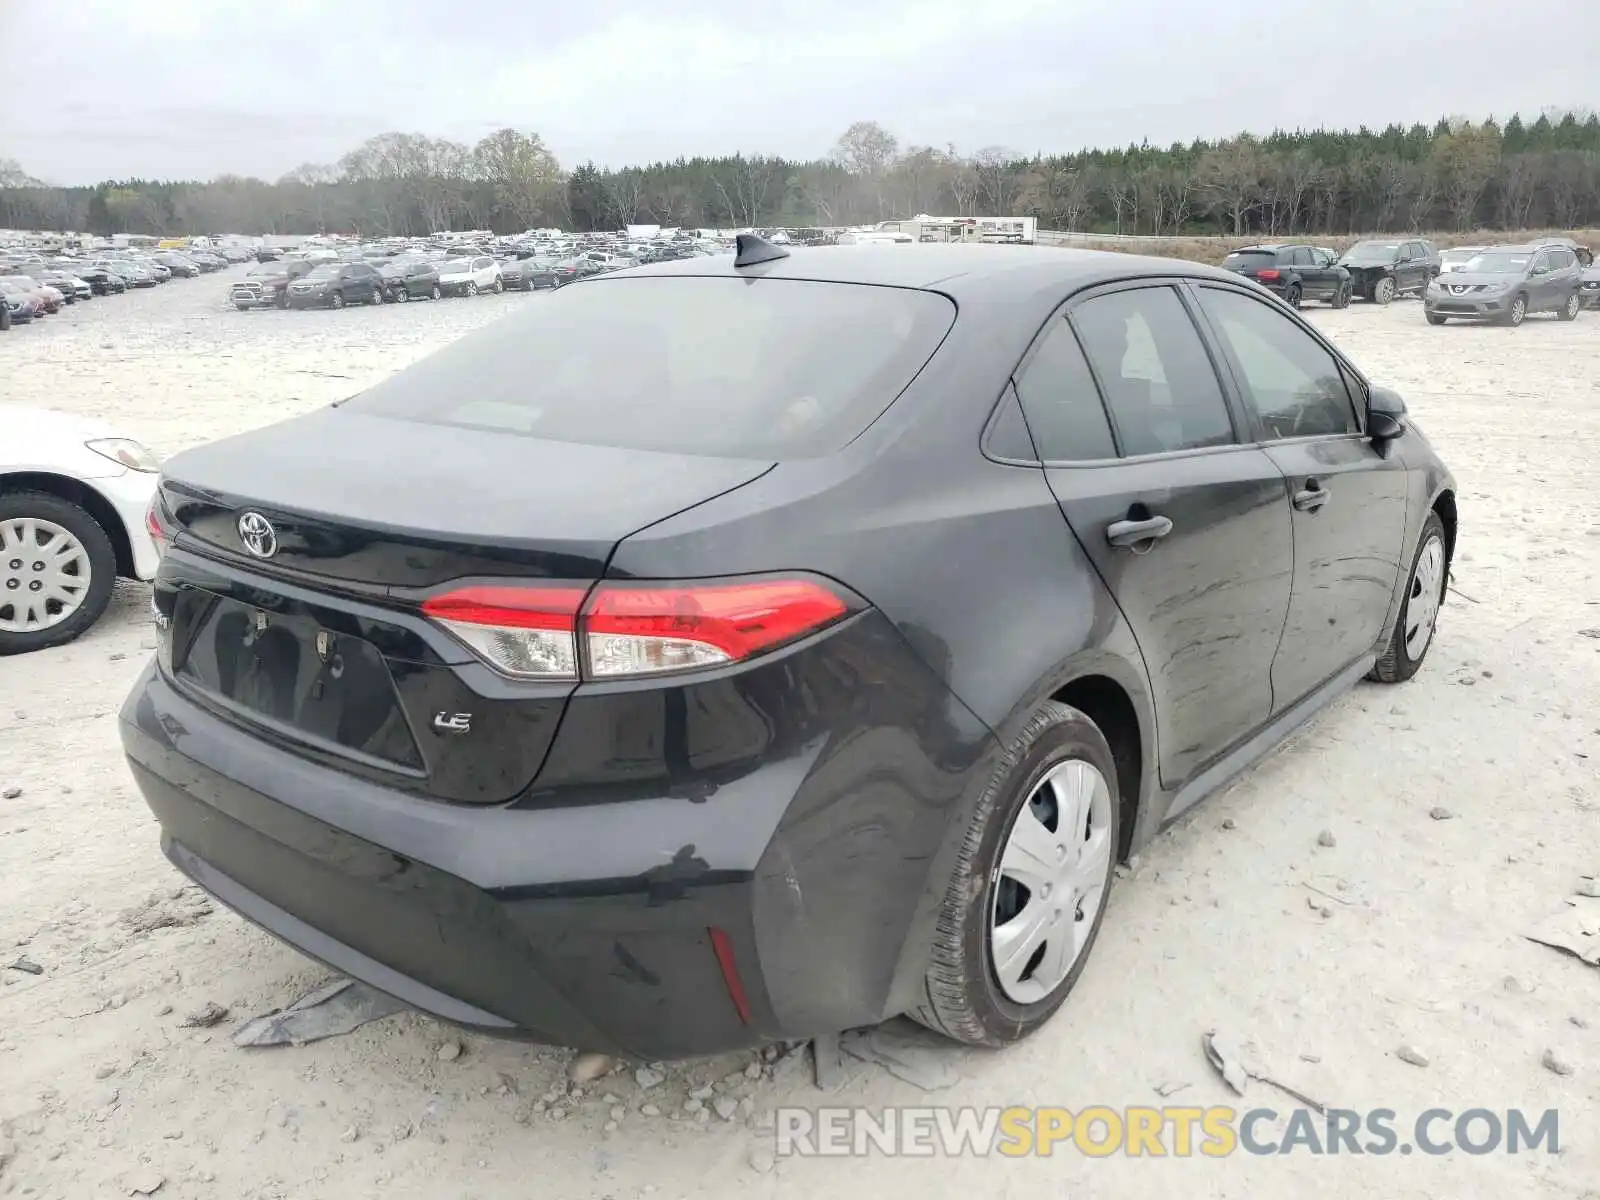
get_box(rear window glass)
[1223,251,1277,266]
[344,277,956,459]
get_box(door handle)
[1106,515,1174,549]
[1293,480,1330,512]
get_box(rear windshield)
[1222,250,1278,266]
[343,276,955,459]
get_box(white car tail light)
[421,586,584,680]
[420,579,849,681]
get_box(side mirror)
[1368,385,1409,441]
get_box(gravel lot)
[1,264,1597,1200]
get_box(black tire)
[393,287,408,304]
[368,286,383,306]
[1503,293,1526,327]
[910,700,1120,1047]
[492,277,505,294]
[1285,283,1303,310]
[466,282,479,297]
[330,292,345,310]
[1369,511,1447,684]
[276,291,290,310]
[0,305,10,332]
[1558,292,1580,322]
[1425,311,1447,326]
[1330,281,1351,309]
[0,492,118,655]
[233,303,250,312]
[429,284,442,301]
[1373,276,1396,305]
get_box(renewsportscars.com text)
[775,1105,1560,1158]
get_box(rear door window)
[344,277,956,459]
[1013,318,1116,461]
[1070,286,1236,456]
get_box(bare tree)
[1196,140,1262,235]
[973,146,1017,215]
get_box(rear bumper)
[120,617,993,1058]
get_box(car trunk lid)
[154,406,774,803]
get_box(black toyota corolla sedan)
[122,240,1457,1061]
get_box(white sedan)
[437,255,503,297]
[1,407,162,653]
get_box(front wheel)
[1330,281,1352,309]
[393,287,409,304]
[911,701,1119,1047]
[1558,292,1580,322]
[0,492,117,655]
[368,286,383,306]
[492,277,505,294]
[1425,311,1447,326]
[1369,512,1447,684]
[429,284,442,301]
[1503,294,1527,327]
[465,282,479,297]
[1373,276,1397,305]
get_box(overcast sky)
[3,0,1596,184]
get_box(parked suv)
[1336,239,1440,304]
[378,257,443,303]
[286,261,386,309]
[1220,244,1352,308]
[1581,258,1600,310]
[1423,244,1585,326]
[124,241,1456,1063]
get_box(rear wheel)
[466,282,479,297]
[1285,283,1303,309]
[0,493,117,655]
[911,701,1119,1047]
[1369,512,1447,684]
[1504,293,1527,327]
[1374,276,1397,305]
[1558,292,1580,322]
[492,277,505,294]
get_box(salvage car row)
[1221,235,1599,326]
[0,244,234,331]
[231,234,732,311]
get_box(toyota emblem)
[237,511,279,559]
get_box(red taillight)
[584,579,848,677]
[145,496,169,557]
[420,578,848,681]
[1256,268,1280,281]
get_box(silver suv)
[1423,244,1584,327]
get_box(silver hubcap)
[1405,535,1445,660]
[1567,296,1579,317]
[990,759,1114,1004]
[1511,299,1524,322]
[0,518,91,633]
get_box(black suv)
[1336,239,1440,304]
[378,258,443,303]
[1221,244,1352,309]
[286,261,386,309]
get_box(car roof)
[611,244,1246,300]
